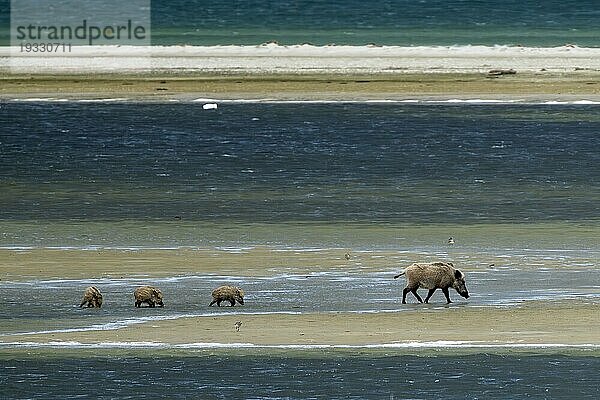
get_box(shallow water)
[1,101,599,398]
[1,258,598,336]
[2,103,599,227]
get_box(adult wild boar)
[80,286,103,308]
[394,262,469,304]
[209,285,244,307]
[134,286,164,308]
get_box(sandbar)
[1,45,600,101]
[2,72,600,102]
[2,301,598,347]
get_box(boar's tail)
[393,271,406,279]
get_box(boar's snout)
[453,269,469,299]
[154,292,165,307]
[456,285,469,299]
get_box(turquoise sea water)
[1,0,600,46]
[1,101,599,398]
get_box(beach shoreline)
[1,45,600,101]
[3,44,600,73]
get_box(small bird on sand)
[448,237,455,245]
[344,253,351,260]
[234,321,242,332]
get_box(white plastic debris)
[203,103,218,110]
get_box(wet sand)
[2,301,598,347]
[0,247,369,281]
[0,243,596,282]
[2,72,600,101]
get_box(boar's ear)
[454,269,463,279]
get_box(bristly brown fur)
[395,262,469,304]
[134,286,164,308]
[80,286,103,308]
[209,285,245,307]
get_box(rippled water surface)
[2,0,600,46]
[2,103,599,227]
[1,102,599,398]
[1,351,599,399]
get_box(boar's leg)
[402,287,410,304]
[411,288,423,303]
[209,299,217,306]
[148,300,155,307]
[229,299,236,306]
[424,289,437,303]
[442,287,452,304]
[403,287,423,304]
